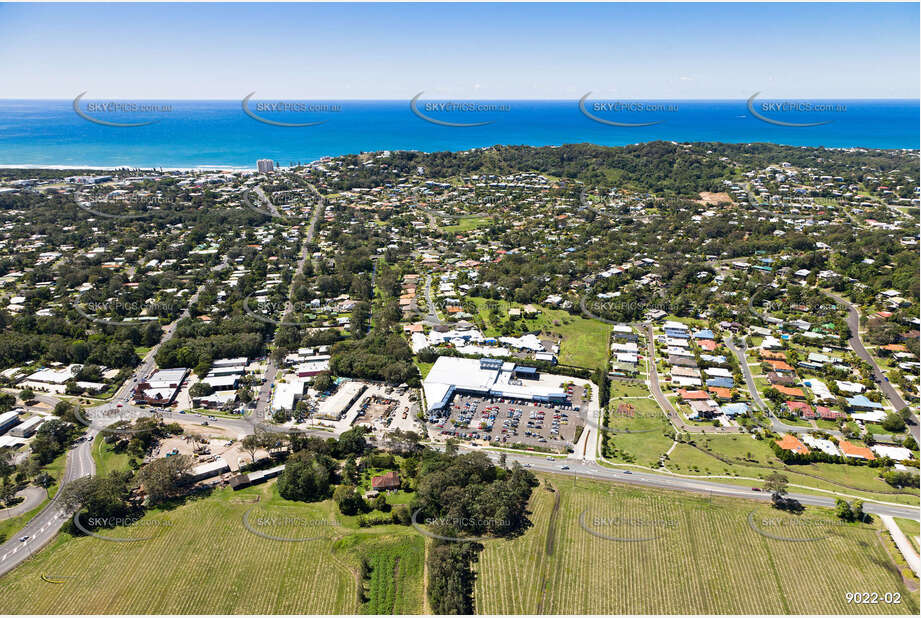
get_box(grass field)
[475,474,919,614]
[609,380,651,398]
[0,481,425,614]
[414,360,434,380]
[470,297,611,370]
[445,216,491,233]
[603,397,674,467]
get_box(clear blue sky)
[0,2,917,99]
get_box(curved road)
[820,290,911,414]
[0,486,46,521]
[724,338,837,437]
[749,285,916,438]
[0,430,95,577]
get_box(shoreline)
[0,140,918,174]
[0,163,259,172]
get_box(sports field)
[474,474,919,615]
[0,481,425,614]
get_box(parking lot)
[431,383,588,450]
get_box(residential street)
[725,338,841,437]
[644,324,742,434]
[820,290,918,440]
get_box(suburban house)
[775,434,810,455]
[846,395,884,411]
[767,371,795,386]
[775,385,806,399]
[371,470,401,491]
[838,440,875,461]
[784,401,812,417]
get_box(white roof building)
[851,410,887,423]
[670,376,703,387]
[317,381,366,418]
[22,364,81,385]
[836,380,865,394]
[806,379,835,402]
[271,378,307,412]
[146,368,189,388]
[801,435,840,456]
[871,445,913,461]
[422,357,567,412]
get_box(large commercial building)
[18,364,82,395]
[423,357,567,414]
[316,381,366,419]
[257,159,274,173]
[135,367,189,405]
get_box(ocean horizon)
[1,98,918,170]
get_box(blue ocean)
[0,98,917,169]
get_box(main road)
[0,252,230,577]
[252,182,325,423]
[476,449,920,521]
[107,254,229,406]
[0,430,96,577]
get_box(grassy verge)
[666,435,919,505]
[91,435,134,476]
[0,451,67,543]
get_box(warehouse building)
[0,410,21,435]
[9,416,43,438]
[423,357,567,413]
